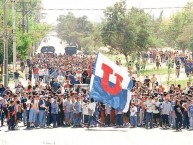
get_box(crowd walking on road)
[0,52,193,132]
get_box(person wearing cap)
[38,95,47,128]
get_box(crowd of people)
[0,51,193,132]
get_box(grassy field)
[162,79,189,88]
[140,68,176,76]
[0,71,24,82]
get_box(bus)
[41,46,55,54]
[65,46,77,55]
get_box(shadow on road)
[85,128,128,132]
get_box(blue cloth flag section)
[89,53,132,111]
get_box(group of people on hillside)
[0,53,193,132]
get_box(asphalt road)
[0,125,192,145]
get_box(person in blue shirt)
[188,100,193,130]
[69,73,75,86]
[64,96,72,126]
[52,79,60,92]
[73,97,82,127]
[38,95,47,128]
[51,97,59,128]
[185,61,190,77]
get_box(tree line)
[0,0,50,64]
[56,1,193,65]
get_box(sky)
[41,0,190,24]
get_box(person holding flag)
[87,98,103,128]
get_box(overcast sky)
[41,0,190,24]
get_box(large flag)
[89,53,133,111]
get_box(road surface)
[0,126,192,145]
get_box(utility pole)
[11,0,17,73]
[17,0,30,33]
[21,0,25,33]
[2,0,8,87]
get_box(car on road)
[41,46,55,54]
[65,46,77,55]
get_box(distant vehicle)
[65,46,77,55]
[41,46,55,53]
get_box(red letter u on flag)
[101,63,123,96]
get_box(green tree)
[101,1,152,65]
[164,2,193,50]
[150,11,166,48]
[56,12,93,50]
[0,0,50,63]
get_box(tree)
[56,12,93,50]
[150,11,166,48]
[164,2,193,50]
[0,0,50,63]
[101,1,152,65]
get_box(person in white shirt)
[38,68,44,82]
[145,97,153,129]
[87,98,102,128]
[130,103,137,128]
[57,73,65,85]
[24,66,29,80]
[152,97,160,127]
[43,68,49,83]
[82,100,89,124]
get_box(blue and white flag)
[90,53,133,112]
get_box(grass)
[139,68,176,76]
[162,79,189,88]
[0,71,24,82]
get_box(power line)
[0,6,191,11]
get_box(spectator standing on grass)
[24,66,29,80]
[176,60,181,78]
[13,70,20,88]
[155,56,161,70]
